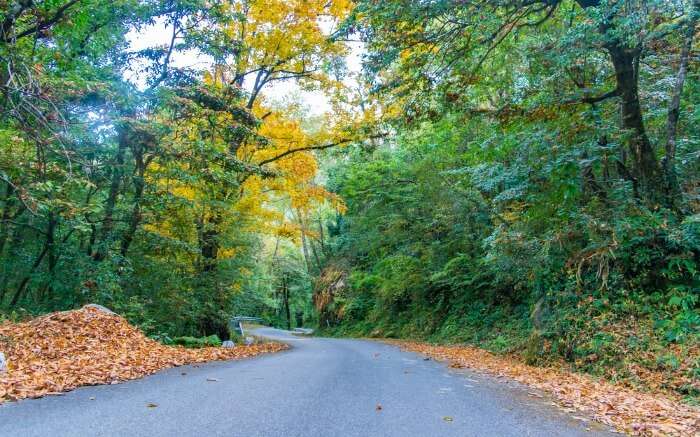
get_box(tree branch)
[563,88,619,105]
[256,133,388,167]
[0,0,33,42]
[9,0,82,42]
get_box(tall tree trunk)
[120,148,148,257]
[43,212,57,300]
[198,210,221,272]
[664,2,698,204]
[196,208,229,339]
[270,233,281,280]
[10,214,56,308]
[0,217,23,304]
[119,176,144,257]
[605,42,661,199]
[93,128,128,261]
[309,238,322,273]
[317,216,326,256]
[86,223,96,256]
[283,274,291,331]
[299,224,312,274]
[79,187,97,255]
[38,213,61,302]
[296,209,313,274]
[581,140,608,201]
[0,183,15,256]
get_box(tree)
[349,0,699,203]
[311,0,699,402]
[0,0,359,339]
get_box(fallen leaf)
[206,378,219,382]
[443,416,454,422]
[376,404,382,411]
[146,403,158,408]
[386,340,700,437]
[0,307,286,404]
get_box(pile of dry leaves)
[0,306,286,402]
[393,341,699,436]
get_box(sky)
[126,18,364,117]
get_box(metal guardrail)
[229,316,314,337]
[229,316,263,337]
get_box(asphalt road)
[0,328,616,437]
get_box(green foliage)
[0,0,338,341]
[172,335,222,348]
[321,130,699,398]
[1,0,699,404]
[315,0,700,401]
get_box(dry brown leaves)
[0,307,286,402]
[391,341,700,437]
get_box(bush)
[172,335,222,348]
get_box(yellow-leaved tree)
[137,0,363,337]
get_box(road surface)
[0,328,615,436]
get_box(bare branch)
[563,88,619,105]
[256,133,388,167]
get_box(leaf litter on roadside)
[390,341,699,437]
[0,307,287,403]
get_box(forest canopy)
[315,0,700,400]
[0,0,356,338]
[0,0,698,402]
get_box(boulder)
[221,340,235,348]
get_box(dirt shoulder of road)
[0,307,286,403]
[389,340,699,437]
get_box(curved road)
[0,328,615,436]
